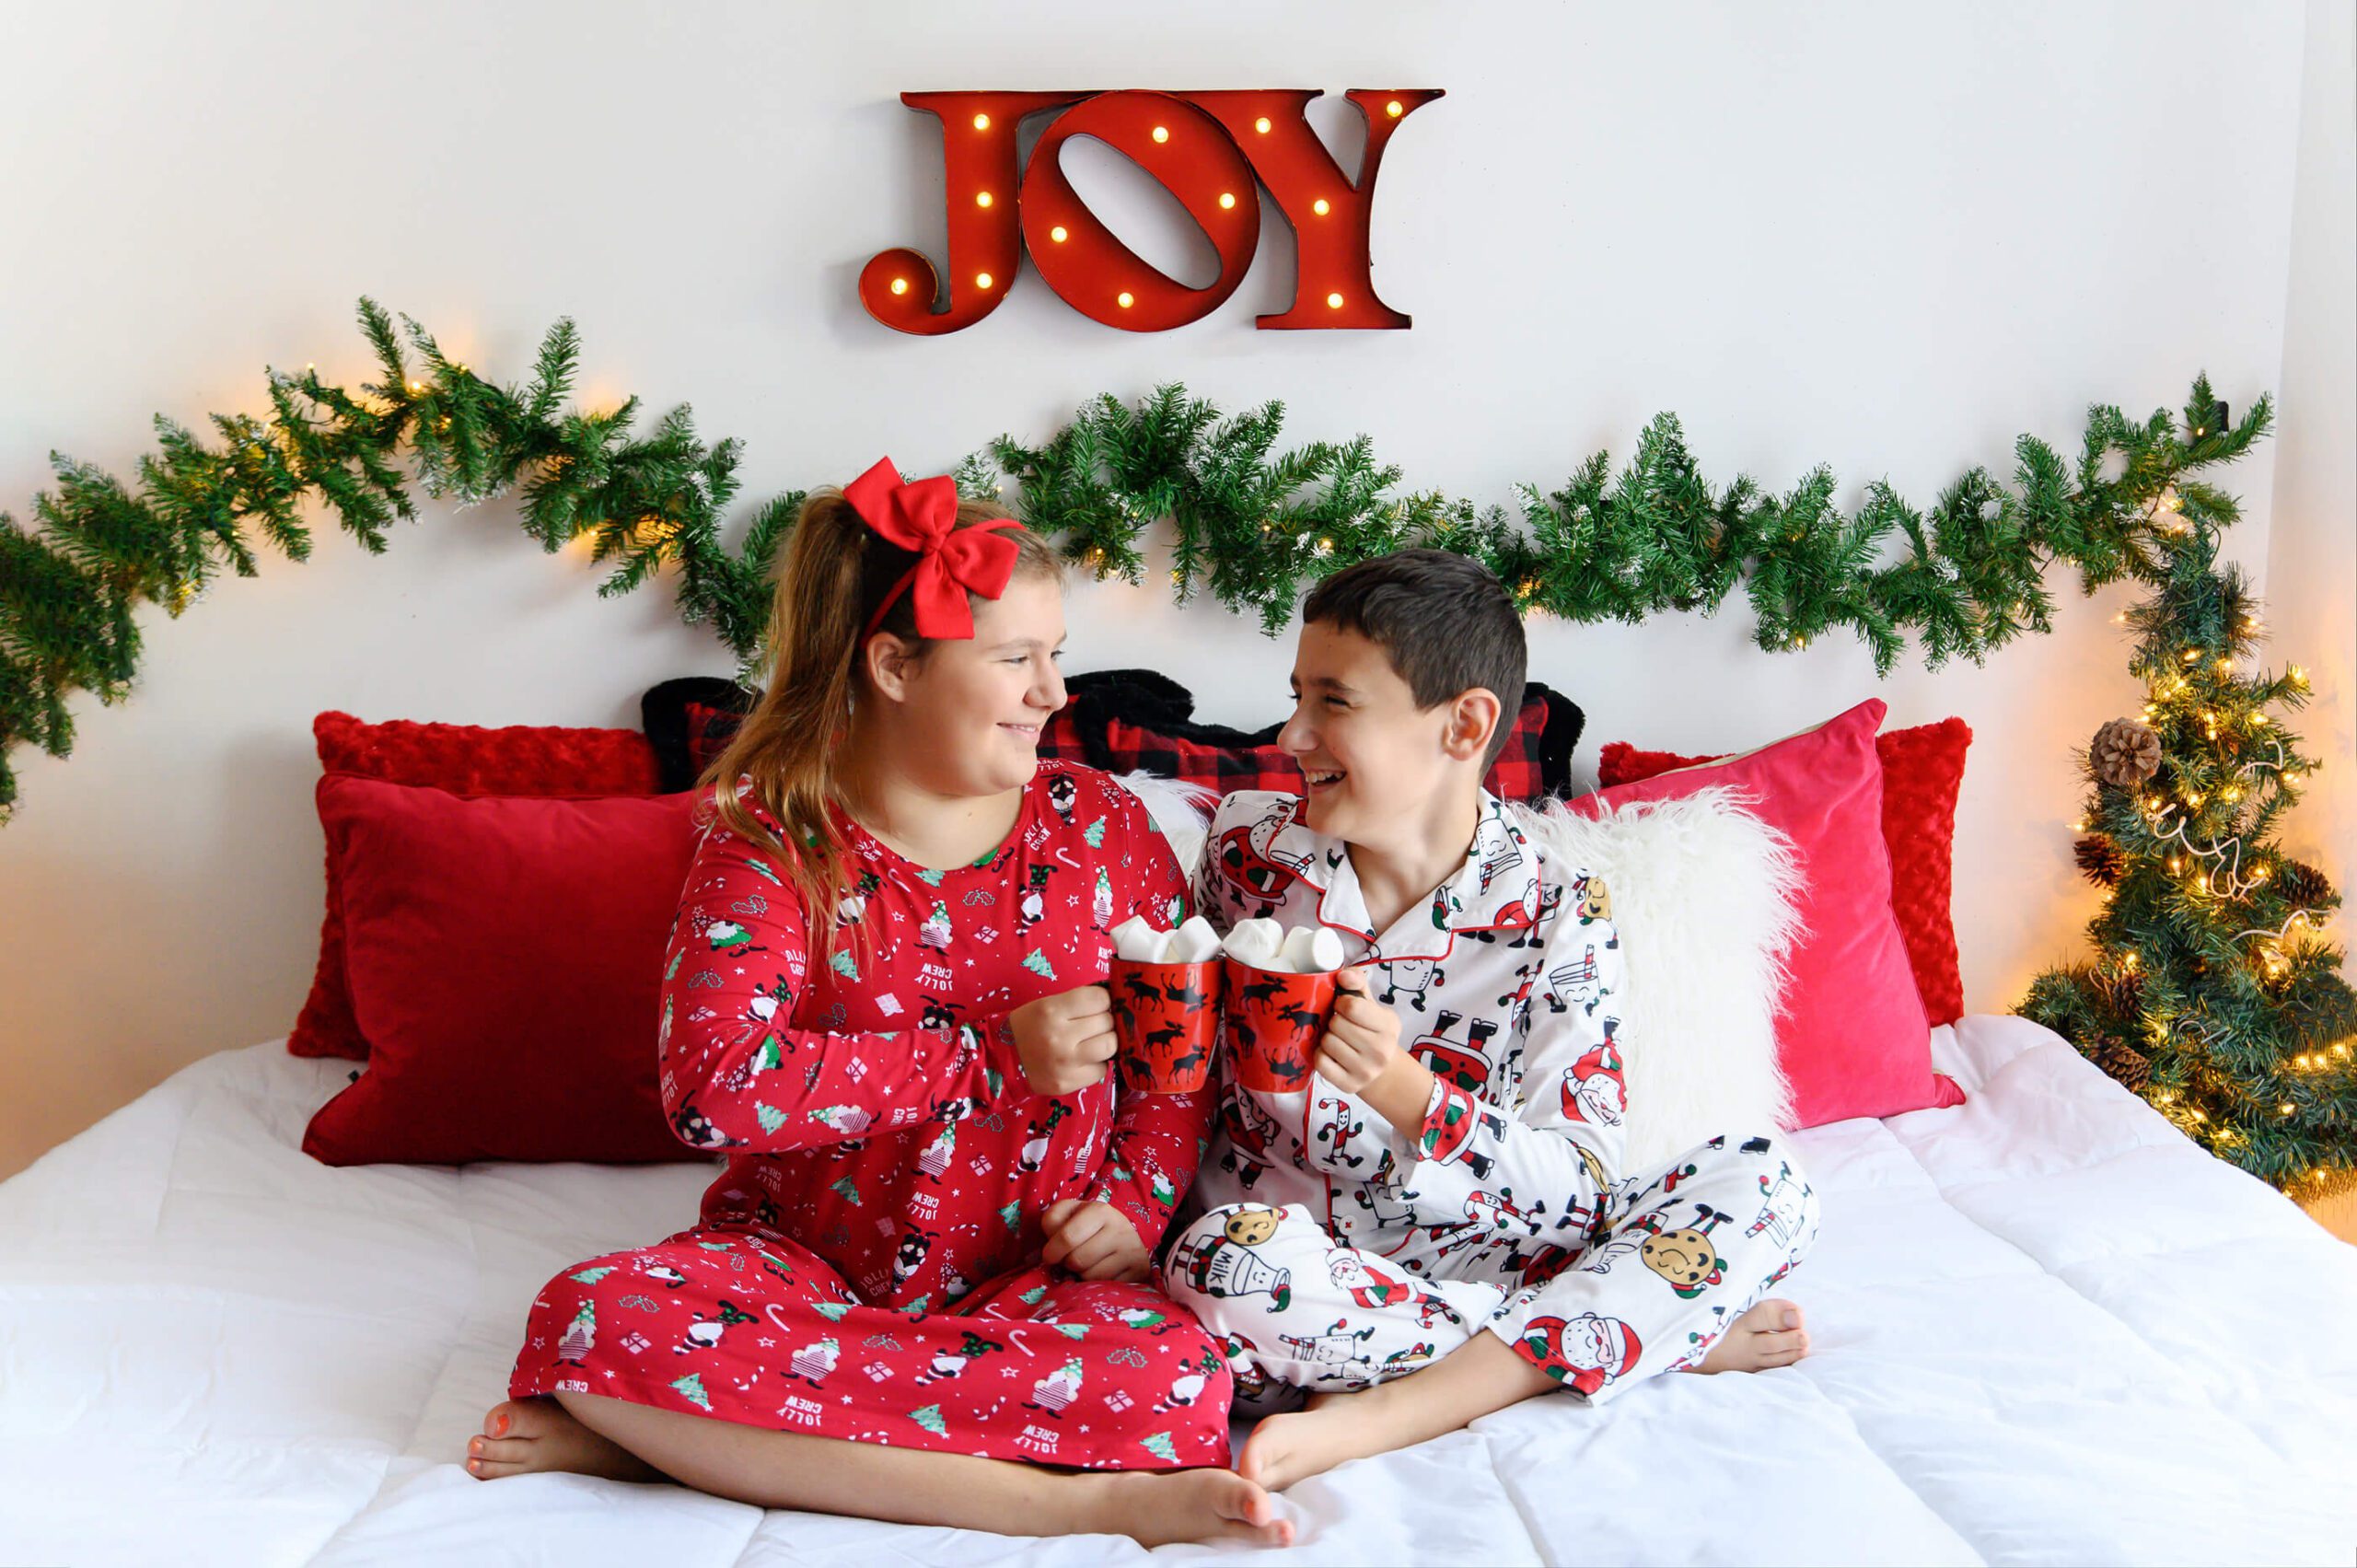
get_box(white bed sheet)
[3,1013,2352,1566]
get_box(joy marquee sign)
[860,88,1444,334]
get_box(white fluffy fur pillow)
[1115,770,1805,1173]
[1506,785,1806,1168]
[1109,772,1218,872]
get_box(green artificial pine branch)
[0,296,2295,822]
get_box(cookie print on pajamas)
[1163,788,1821,1408]
[509,761,1226,1469]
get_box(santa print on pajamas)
[1158,788,1823,1407]
[507,760,1229,1470]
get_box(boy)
[1157,549,1819,1493]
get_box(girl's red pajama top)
[507,760,1229,1469]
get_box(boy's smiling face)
[1279,619,1492,847]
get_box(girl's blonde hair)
[698,485,1063,950]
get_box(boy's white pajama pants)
[1158,1131,1820,1408]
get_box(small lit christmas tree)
[2019,381,2357,1202]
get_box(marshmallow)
[1166,915,1224,964]
[1280,925,1322,974]
[1223,917,1286,970]
[1306,927,1348,973]
[1110,915,1163,963]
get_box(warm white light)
[1050,226,1069,243]
[972,112,991,131]
[1218,192,1237,209]
[1152,125,1169,143]
[890,277,909,296]
[1312,198,1331,215]
[974,273,993,290]
[1326,291,1344,308]
[1386,99,1404,116]
[975,191,993,208]
[1117,291,1135,308]
[1254,116,1271,134]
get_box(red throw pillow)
[300,777,704,1166]
[1599,716,1972,1027]
[287,712,663,1060]
[1567,698,1965,1128]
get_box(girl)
[473,459,1292,1551]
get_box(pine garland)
[0,297,2277,821]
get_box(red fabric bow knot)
[845,456,1021,641]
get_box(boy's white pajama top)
[1159,788,1822,1406]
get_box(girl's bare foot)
[1086,1469,1294,1550]
[468,1396,668,1482]
[1692,1298,1809,1373]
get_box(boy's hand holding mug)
[1316,966,1436,1133]
[1010,985,1117,1095]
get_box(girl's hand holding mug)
[1009,985,1117,1095]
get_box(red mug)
[1223,958,1339,1093]
[1110,958,1225,1094]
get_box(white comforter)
[3,1014,2351,1566]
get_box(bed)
[4,1009,2351,1566]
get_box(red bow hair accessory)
[844,456,1022,641]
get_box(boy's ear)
[1441,687,1504,764]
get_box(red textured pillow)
[287,712,662,1061]
[300,776,704,1166]
[1599,717,1972,1027]
[1568,698,1964,1128]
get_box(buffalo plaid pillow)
[1056,668,1581,803]
[644,670,1583,803]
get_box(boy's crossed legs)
[1161,1132,1822,1491]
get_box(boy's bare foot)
[1237,1388,1398,1493]
[1085,1469,1295,1550]
[1692,1297,1809,1373]
[468,1396,668,1482]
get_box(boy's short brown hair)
[1301,548,1528,773]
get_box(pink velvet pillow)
[1565,698,1965,1127]
[300,775,707,1166]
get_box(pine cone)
[2074,833,2127,886]
[2276,859,2331,910]
[2093,718,2163,787]
[2093,1038,2153,1089]
[2106,968,2145,1017]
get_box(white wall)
[0,1,2336,1180]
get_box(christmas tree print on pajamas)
[508,761,1227,1469]
[1161,789,1822,1407]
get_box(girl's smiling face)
[868,572,1068,798]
